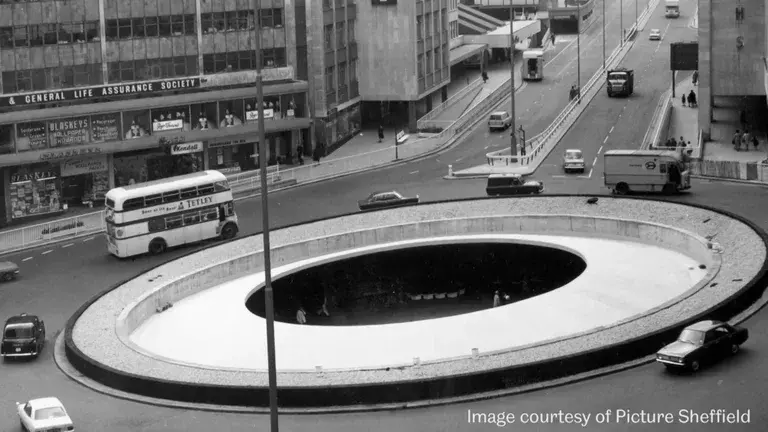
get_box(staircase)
[458,3,505,34]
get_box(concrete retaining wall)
[117,214,716,342]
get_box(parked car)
[488,111,512,131]
[562,149,586,173]
[656,320,748,372]
[358,191,419,211]
[485,173,545,196]
[1,313,46,359]
[16,397,75,432]
[649,29,662,40]
[0,261,19,282]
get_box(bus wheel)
[221,223,238,240]
[615,182,629,195]
[148,239,167,255]
[662,183,676,195]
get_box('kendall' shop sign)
[0,78,201,108]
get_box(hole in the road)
[245,242,586,326]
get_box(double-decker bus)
[104,171,239,258]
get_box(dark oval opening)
[246,242,586,326]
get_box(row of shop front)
[0,126,308,226]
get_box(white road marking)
[551,175,567,178]
[593,157,598,166]
[62,243,74,248]
[484,146,489,149]
[455,157,464,162]
[409,170,419,174]
[22,257,33,262]
[603,136,609,144]
[598,146,603,154]
[83,236,95,242]
[41,250,53,255]
[609,126,614,133]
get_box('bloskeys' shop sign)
[0,78,201,107]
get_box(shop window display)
[282,92,305,117]
[60,155,110,206]
[122,110,151,140]
[47,116,91,148]
[9,165,62,219]
[191,102,218,131]
[0,124,14,154]
[113,150,202,187]
[90,113,122,143]
[219,100,245,128]
[245,96,279,121]
[16,121,48,152]
[151,105,192,133]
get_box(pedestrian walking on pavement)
[733,130,743,151]
[753,134,760,151]
[681,93,687,107]
[493,291,501,308]
[692,70,698,86]
[482,71,488,84]
[297,145,304,165]
[742,130,752,151]
[688,90,697,107]
[377,124,384,143]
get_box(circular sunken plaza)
[63,196,768,409]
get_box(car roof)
[488,173,522,178]
[565,149,582,153]
[29,397,64,410]
[651,29,660,32]
[491,111,508,116]
[5,314,38,325]
[685,320,725,332]
[0,261,18,269]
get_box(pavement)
[8,0,768,429]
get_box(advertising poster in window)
[48,116,91,147]
[15,122,48,152]
[9,167,62,219]
[91,113,121,143]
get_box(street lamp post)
[635,0,639,29]
[620,0,624,46]
[576,2,581,102]
[509,4,518,158]
[602,0,606,69]
[253,0,279,429]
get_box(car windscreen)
[677,329,704,345]
[565,151,582,159]
[34,407,67,420]
[4,324,33,339]
[490,114,503,120]
[608,73,627,80]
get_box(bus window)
[202,209,218,221]
[148,218,165,232]
[165,215,183,229]
[225,202,234,216]
[162,190,180,203]
[198,184,214,195]
[180,187,198,199]
[106,198,115,208]
[183,211,201,225]
[214,181,230,192]
[145,194,162,206]
[660,164,667,173]
[123,198,143,210]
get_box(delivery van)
[603,149,690,194]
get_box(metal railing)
[417,77,484,130]
[0,211,107,256]
[227,164,281,186]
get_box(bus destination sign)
[140,195,215,217]
[0,78,201,108]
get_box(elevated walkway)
[458,3,505,34]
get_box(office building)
[0,0,310,226]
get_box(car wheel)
[1,272,12,282]
[220,222,239,240]
[662,183,676,195]
[689,360,700,372]
[148,238,167,255]
[731,344,740,354]
[615,182,630,195]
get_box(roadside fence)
[416,78,484,130]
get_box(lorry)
[665,0,680,18]
[603,149,691,195]
[606,68,634,97]
[522,50,544,81]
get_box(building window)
[324,25,334,51]
[0,27,11,48]
[145,17,159,37]
[237,11,255,30]
[426,50,433,73]
[338,62,347,88]
[416,16,423,40]
[323,0,332,9]
[349,60,357,82]
[203,51,262,74]
[347,20,356,42]
[107,15,193,40]
[417,54,424,78]
[325,66,335,92]
[336,22,345,48]
[13,26,27,47]
[28,25,43,46]
[434,12,440,34]
[262,48,286,68]
[132,18,145,38]
[425,13,432,35]
[259,8,284,28]
[159,16,172,36]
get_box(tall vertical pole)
[635,0,639,29]
[577,3,581,100]
[509,4,517,157]
[602,0,606,69]
[254,0,279,429]
[306,3,316,163]
[620,0,624,46]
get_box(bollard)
[315,365,323,373]
[413,357,421,366]
[471,348,479,358]
[448,164,453,176]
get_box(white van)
[603,150,690,194]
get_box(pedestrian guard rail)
[485,25,636,168]
[416,77,484,130]
[641,89,673,150]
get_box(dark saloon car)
[0,261,20,282]
[1,314,46,359]
[485,173,545,196]
[656,320,748,372]
[358,191,419,211]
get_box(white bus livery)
[104,170,239,257]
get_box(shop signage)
[48,116,91,147]
[11,171,57,183]
[0,78,201,108]
[207,137,253,149]
[40,146,102,161]
[246,109,275,121]
[153,119,184,132]
[17,122,48,151]
[170,141,203,155]
[286,109,295,117]
[199,67,295,88]
[60,155,108,177]
[158,136,186,146]
[140,195,214,216]
[91,113,121,142]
